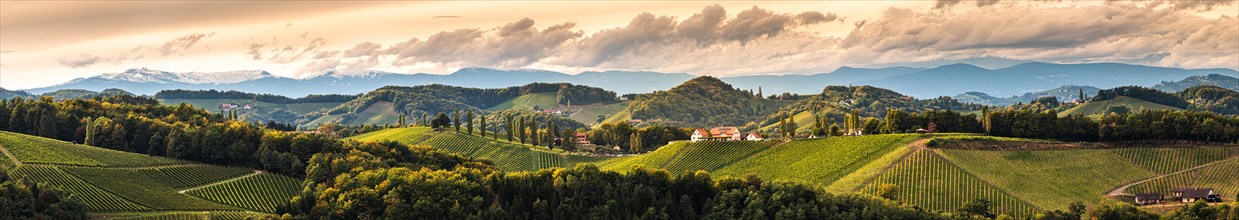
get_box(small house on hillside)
[1171,188,1218,203]
[745,132,764,141]
[1134,193,1163,205]
[710,127,742,141]
[575,132,591,145]
[915,128,928,134]
[691,129,709,142]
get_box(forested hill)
[1177,85,1239,115]
[155,89,358,104]
[304,83,616,126]
[745,85,983,132]
[1154,74,1239,92]
[623,76,783,127]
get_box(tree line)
[0,96,335,177]
[155,89,358,104]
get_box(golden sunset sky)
[1,1,1236,89]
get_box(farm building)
[915,128,928,134]
[745,132,764,141]
[691,129,709,142]
[710,127,743,141]
[1134,193,1162,205]
[1171,188,1217,203]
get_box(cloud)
[0,50,14,53]
[383,17,582,68]
[57,53,100,68]
[433,15,462,19]
[156,32,214,56]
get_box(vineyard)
[186,173,303,213]
[1128,158,1239,200]
[0,131,305,216]
[0,131,186,167]
[11,165,151,212]
[714,134,918,185]
[939,149,1154,211]
[660,141,776,174]
[62,166,245,210]
[864,150,1043,217]
[350,127,609,171]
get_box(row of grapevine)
[939,149,1153,210]
[158,165,254,189]
[0,131,186,167]
[11,166,150,211]
[714,134,918,184]
[1111,147,1239,175]
[661,141,775,174]
[62,167,242,211]
[600,142,687,171]
[99,212,208,220]
[865,150,1042,218]
[1128,159,1239,199]
[210,211,274,220]
[530,151,563,170]
[186,173,302,213]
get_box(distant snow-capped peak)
[95,68,275,84]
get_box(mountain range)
[18,62,1238,98]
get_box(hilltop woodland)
[155,89,358,104]
[309,83,615,125]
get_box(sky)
[1,0,1237,90]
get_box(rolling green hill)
[306,83,616,127]
[487,92,559,111]
[567,101,629,125]
[610,76,788,127]
[0,131,294,217]
[347,127,607,171]
[158,98,341,115]
[1058,96,1181,117]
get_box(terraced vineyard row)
[1111,147,1239,174]
[600,142,687,171]
[865,150,1042,218]
[0,131,185,167]
[11,166,150,211]
[98,212,207,220]
[939,149,1154,210]
[158,165,255,189]
[660,141,775,174]
[63,167,243,211]
[186,173,302,213]
[715,134,918,184]
[1128,158,1239,199]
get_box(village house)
[1134,193,1163,205]
[575,132,591,146]
[745,132,764,141]
[691,129,709,142]
[710,127,743,141]
[1171,188,1219,203]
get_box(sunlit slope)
[0,131,297,214]
[1059,96,1180,117]
[349,127,607,171]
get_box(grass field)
[350,101,400,125]
[487,92,559,111]
[567,102,629,125]
[1058,96,1181,117]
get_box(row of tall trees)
[586,122,691,153]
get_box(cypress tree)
[466,109,474,135]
